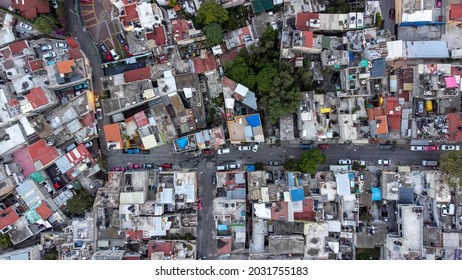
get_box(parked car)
[56,42,67,48]
[123,148,139,154]
[96,108,102,120]
[227,163,241,169]
[441,145,456,151]
[318,144,330,150]
[416,100,424,114]
[43,52,57,59]
[129,163,143,169]
[424,145,439,151]
[422,160,439,167]
[161,163,173,169]
[389,8,395,19]
[98,42,112,61]
[201,149,214,155]
[116,34,131,54]
[110,49,120,60]
[300,143,313,149]
[338,159,352,165]
[112,166,126,172]
[238,146,252,151]
[212,175,216,185]
[378,159,391,165]
[379,144,394,150]
[331,72,340,84]
[143,163,154,168]
[252,142,260,152]
[217,148,230,154]
[354,160,366,166]
[441,204,448,216]
[84,141,93,148]
[197,197,203,210]
[269,160,282,166]
[139,150,150,154]
[53,178,62,189]
[40,44,53,51]
[411,145,425,151]
[435,0,442,8]
[19,22,33,31]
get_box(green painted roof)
[252,0,274,14]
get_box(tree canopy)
[203,23,223,47]
[440,151,462,187]
[34,14,59,34]
[283,148,327,175]
[0,233,12,249]
[196,2,229,27]
[66,189,95,216]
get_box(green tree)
[283,159,299,171]
[168,0,177,8]
[375,12,383,28]
[43,248,59,260]
[256,67,278,94]
[297,148,327,175]
[224,56,256,89]
[326,0,350,13]
[203,23,223,47]
[440,151,462,186]
[0,234,12,249]
[34,14,59,34]
[196,2,229,27]
[66,189,95,216]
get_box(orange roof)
[11,0,50,19]
[28,139,60,168]
[296,13,319,30]
[375,115,388,135]
[68,49,84,59]
[124,66,151,82]
[173,4,181,11]
[26,87,48,109]
[0,206,20,230]
[66,37,79,49]
[303,31,313,48]
[103,124,123,148]
[35,201,53,220]
[450,4,462,20]
[57,60,75,74]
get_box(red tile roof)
[25,87,48,109]
[121,3,139,26]
[80,112,95,127]
[8,40,29,54]
[12,0,50,19]
[134,111,149,127]
[124,66,151,82]
[146,26,167,47]
[447,113,462,142]
[293,198,315,221]
[450,4,462,20]
[65,144,90,165]
[66,37,79,49]
[35,201,53,220]
[126,230,143,241]
[303,31,313,48]
[103,124,123,148]
[67,49,84,60]
[147,241,173,258]
[28,59,44,72]
[375,115,388,135]
[0,206,20,230]
[271,201,289,221]
[172,19,191,41]
[296,13,319,31]
[216,237,232,255]
[193,55,218,74]
[28,139,60,168]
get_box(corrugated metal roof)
[405,41,449,58]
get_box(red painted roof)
[293,198,315,221]
[375,115,388,135]
[35,201,53,220]
[450,4,462,20]
[68,49,84,60]
[8,40,28,54]
[104,124,123,148]
[134,111,149,127]
[124,66,151,82]
[296,13,319,31]
[385,97,401,116]
[13,147,35,178]
[223,76,237,89]
[121,3,139,26]
[28,139,60,168]
[11,0,50,19]
[147,241,173,258]
[271,201,289,221]
[65,144,90,165]
[303,31,313,48]
[28,59,44,72]
[26,87,48,109]
[80,112,95,127]
[126,230,143,241]
[216,237,232,255]
[447,113,462,142]
[124,254,141,260]
[193,55,218,74]
[66,37,79,49]
[0,206,20,230]
[146,26,167,47]
[172,19,191,41]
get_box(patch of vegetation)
[43,248,59,260]
[356,248,381,260]
[222,6,248,31]
[34,14,59,34]
[375,12,383,28]
[283,148,327,175]
[0,234,12,249]
[440,151,462,186]
[326,0,350,13]
[203,23,223,47]
[66,189,95,216]
[195,2,229,27]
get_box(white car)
[217,148,230,154]
[338,159,352,165]
[238,146,251,151]
[411,146,425,151]
[56,42,68,48]
[96,108,102,120]
[227,163,241,169]
[252,142,260,152]
[40,44,53,51]
[354,160,366,166]
[52,0,58,9]
[43,51,57,59]
[441,145,456,151]
[84,141,93,148]
[378,159,391,166]
[19,22,33,31]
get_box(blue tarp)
[218,224,228,231]
[348,173,355,179]
[175,137,188,149]
[246,165,255,171]
[245,114,261,127]
[290,188,305,202]
[371,187,381,201]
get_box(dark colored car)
[112,166,126,172]
[379,144,394,150]
[140,150,150,154]
[198,197,202,210]
[143,163,154,168]
[212,175,216,185]
[318,144,330,150]
[389,8,395,19]
[129,163,143,169]
[269,161,281,166]
[98,42,113,61]
[116,34,132,55]
[300,144,313,149]
[331,72,340,84]
[161,163,173,169]
[202,149,214,155]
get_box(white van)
[110,49,120,60]
[216,165,227,171]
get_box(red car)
[202,149,214,155]
[98,42,113,61]
[129,163,143,169]
[161,163,173,169]
[112,166,126,172]
[198,197,203,210]
[318,144,330,150]
[424,146,439,151]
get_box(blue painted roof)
[245,114,261,127]
[290,188,305,202]
[371,187,381,201]
[175,137,188,149]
